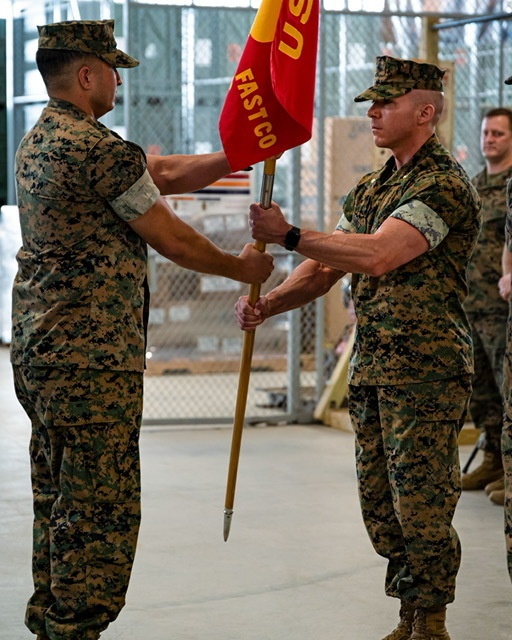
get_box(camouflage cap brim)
[354,84,412,103]
[97,50,139,69]
[505,74,512,85]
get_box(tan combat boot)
[461,451,503,490]
[381,602,415,640]
[409,606,450,640]
[485,476,504,495]
[489,489,505,505]
[484,476,505,504]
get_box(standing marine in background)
[461,108,512,505]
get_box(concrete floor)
[1,344,511,640]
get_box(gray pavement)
[1,345,511,640]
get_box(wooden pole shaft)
[223,158,276,540]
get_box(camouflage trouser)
[12,365,143,640]
[504,411,512,584]
[348,376,471,608]
[503,340,512,583]
[468,313,507,453]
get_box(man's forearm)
[502,244,512,276]
[266,259,344,318]
[147,151,231,195]
[499,244,512,300]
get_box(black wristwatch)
[284,226,301,251]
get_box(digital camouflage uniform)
[504,190,512,583]
[11,24,160,635]
[463,168,510,455]
[337,134,481,608]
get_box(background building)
[0,0,510,424]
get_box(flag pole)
[223,156,276,542]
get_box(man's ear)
[77,64,93,89]
[418,103,435,124]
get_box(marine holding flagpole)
[235,55,482,640]
[10,19,274,640]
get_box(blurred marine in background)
[461,108,512,505]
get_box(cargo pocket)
[413,377,471,426]
[407,378,471,493]
[54,400,140,504]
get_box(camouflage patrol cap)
[354,55,445,102]
[37,19,139,68]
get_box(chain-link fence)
[4,0,512,424]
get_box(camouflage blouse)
[504,188,512,412]
[11,98,159,372]
[337,135,482,385]
[464,167,511,317]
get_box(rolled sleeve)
[391,199,449,250]
[109,169,161,222]
[336,213,356,233]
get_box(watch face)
[285,226,301,250]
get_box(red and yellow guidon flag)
[219,0,320,172]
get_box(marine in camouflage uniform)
[11,23,147,640]
[338,132,479,606]
[346,61,479,639]
[502,62,512,584]
[11,19,272,640]
[504,202,512,582]
[234,56,481,640]
[461,110,512,494]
